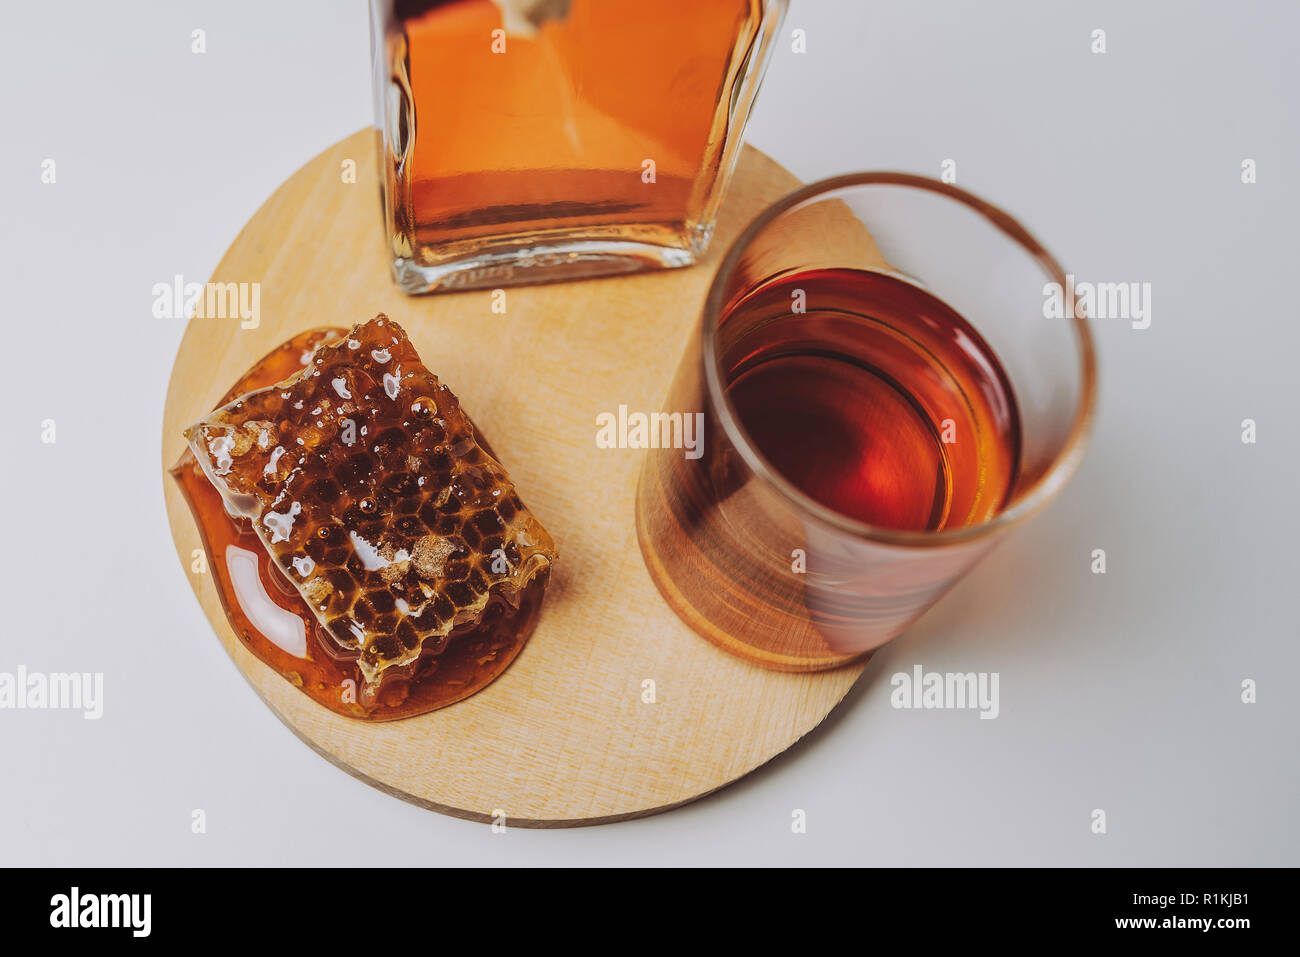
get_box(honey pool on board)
[171,319,555,721]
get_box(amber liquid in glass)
[720,268,1022,532]
[637,267,1021,668]
[379,0,769,287]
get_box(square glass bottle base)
[388,229,711,294]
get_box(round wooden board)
[162,129,867,826]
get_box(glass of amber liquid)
[369,0,787,293]
[636,174,1097,670]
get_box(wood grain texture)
[161,129,867,826]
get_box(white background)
[0,0,1295,865]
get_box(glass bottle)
[370,0,788,293]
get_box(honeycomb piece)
[185,315,556,701]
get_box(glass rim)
[700,170,1098,549]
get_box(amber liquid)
[381,0,766,273]
[637,268,1021,669]
[720,269,1021,532]
[171,330,545,721]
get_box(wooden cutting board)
[161,129,868,826]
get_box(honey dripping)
[171,325,552,721]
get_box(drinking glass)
[636,173,1097,670]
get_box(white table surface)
[0,0,1294,865]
